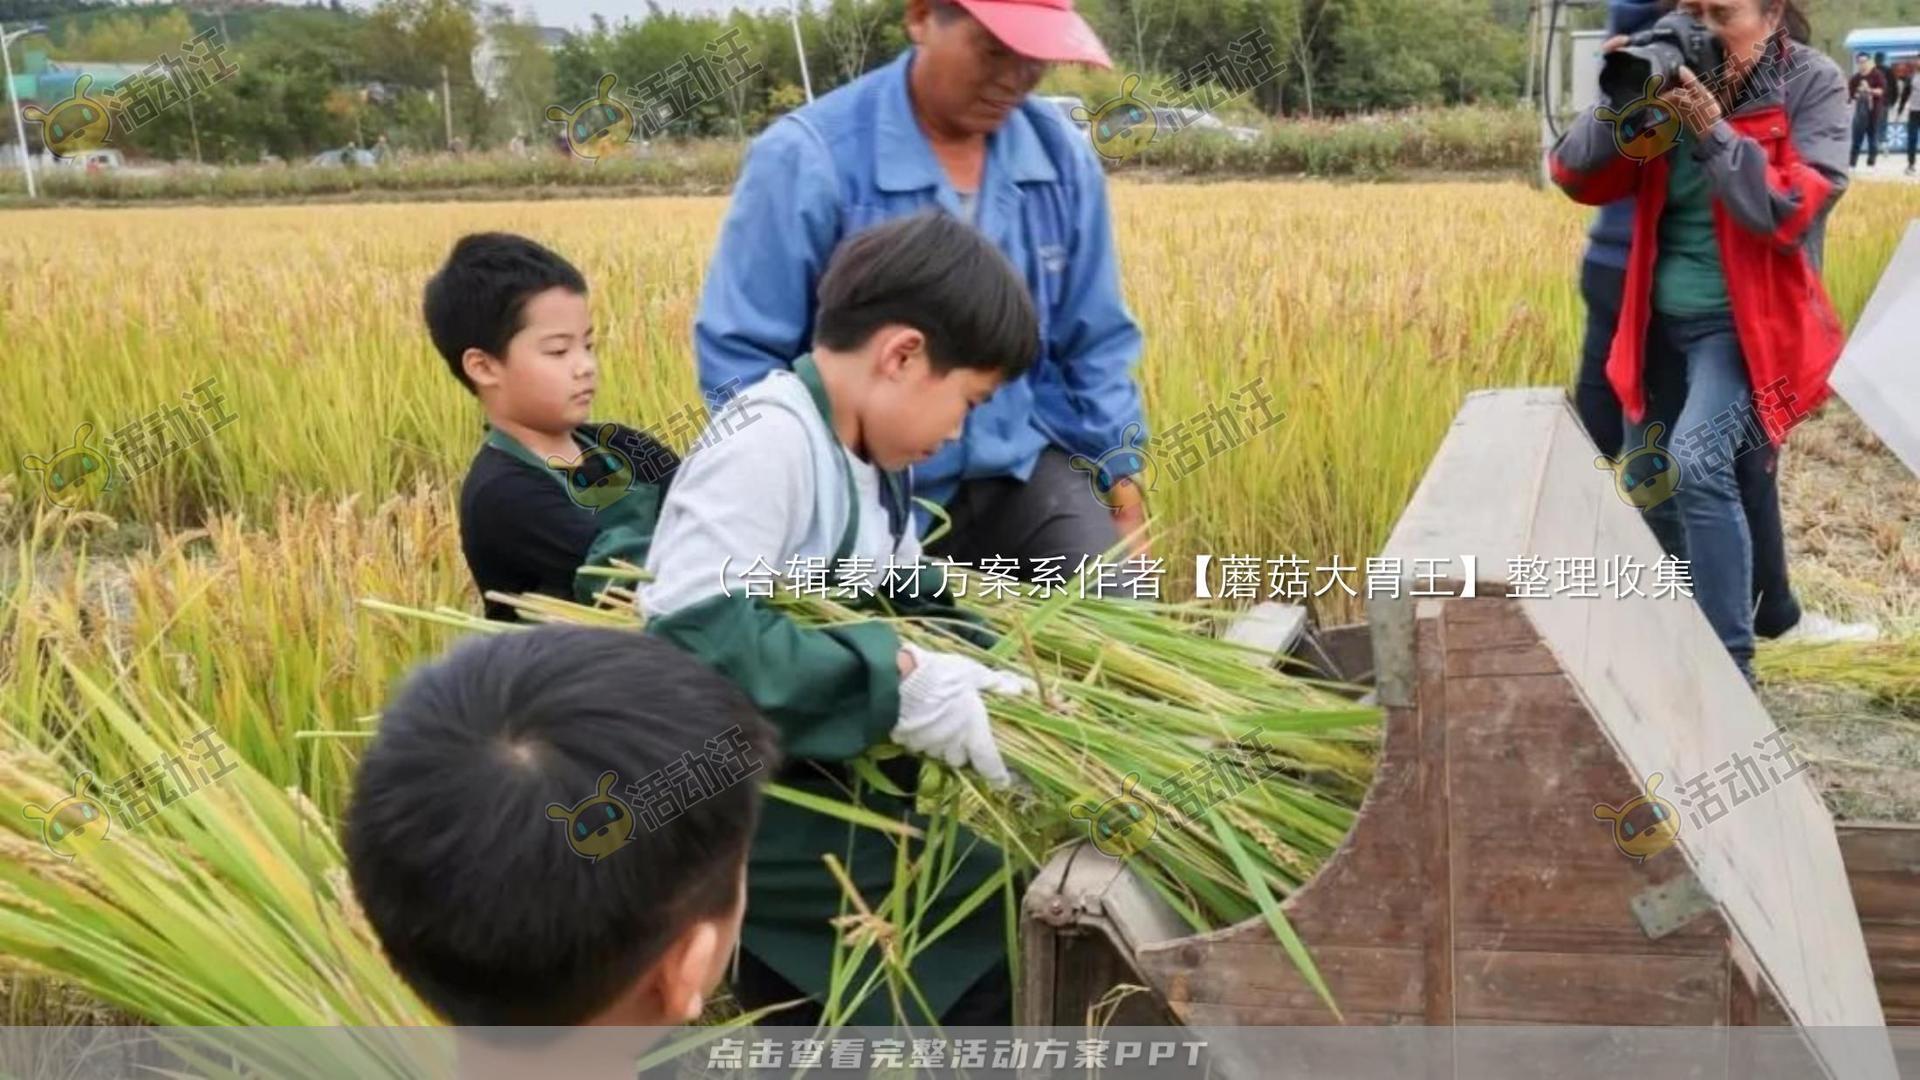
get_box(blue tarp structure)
[1845,26,1920,61]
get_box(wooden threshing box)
[1021,391,1898,1079]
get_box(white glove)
[891,643,1035,789]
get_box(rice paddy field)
[3,178,1920,1031]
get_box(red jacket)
[1551,38,1852,445]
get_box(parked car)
[49,148,125,170]
[308,147,378,169]
[1155,107,1260,145]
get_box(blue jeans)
[1628,311,1756,676]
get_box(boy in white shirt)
[641,211,1040,1028]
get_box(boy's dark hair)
[344,627,780,1026]
[423,232,588,394]
[813,211,1039,379]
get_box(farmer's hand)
[891,643,1034,789]
[1662,66,1724,135]
[1601,34,1630,53]
[1109,478,1151,559]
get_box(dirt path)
[1767,401,1920,822]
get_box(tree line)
[6,0,1913,165]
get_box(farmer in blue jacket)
[693,0,1149,574]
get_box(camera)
[1600,11,1726,111]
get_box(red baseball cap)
[951,0,1113,69]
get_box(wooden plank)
[1852,874,1920,926]
[1175,1001,1422,1028]
[1858,921,1920,1026]
[1156,944,1425,1020]
[1450,925,1727,955]
[1442,643,1565,679]
[1452,949,1728,1025]
[1837,822,1920,873]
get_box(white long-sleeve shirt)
[640,369,921,619]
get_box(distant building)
[6,50,146,112]
[472,24,570,99]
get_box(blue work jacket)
[693,48,1147,522]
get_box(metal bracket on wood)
[1630,872,1716,939]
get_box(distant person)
[694,0,1151,583]
[345,625,779,1044]
[1850,52,1888,168]
[372,133,391,164]
[1896,60,1918,176]
[1552,0,1851,683]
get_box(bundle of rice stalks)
[0,658,437,1061]
[1758,638,1920,711]
[366,569,1381,1015]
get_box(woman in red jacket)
[1550,0,1849,684]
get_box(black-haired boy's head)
[811,211,1039,472]
[345,626,779,1027]
[423,232,598,435]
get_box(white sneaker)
[1774,611,1881,644]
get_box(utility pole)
[789,1,814,104]
[1536,0,1557,189]
[1523,0,1538,105]
[0,20,42,200]
[185,88,203,164]
[441,62,454,149]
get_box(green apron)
[646,356,1009,1026]
[482,425,667,606]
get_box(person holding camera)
[1550,0,1850,684]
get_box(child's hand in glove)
[891,642,1036,789]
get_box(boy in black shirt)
[425,233,683,620]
